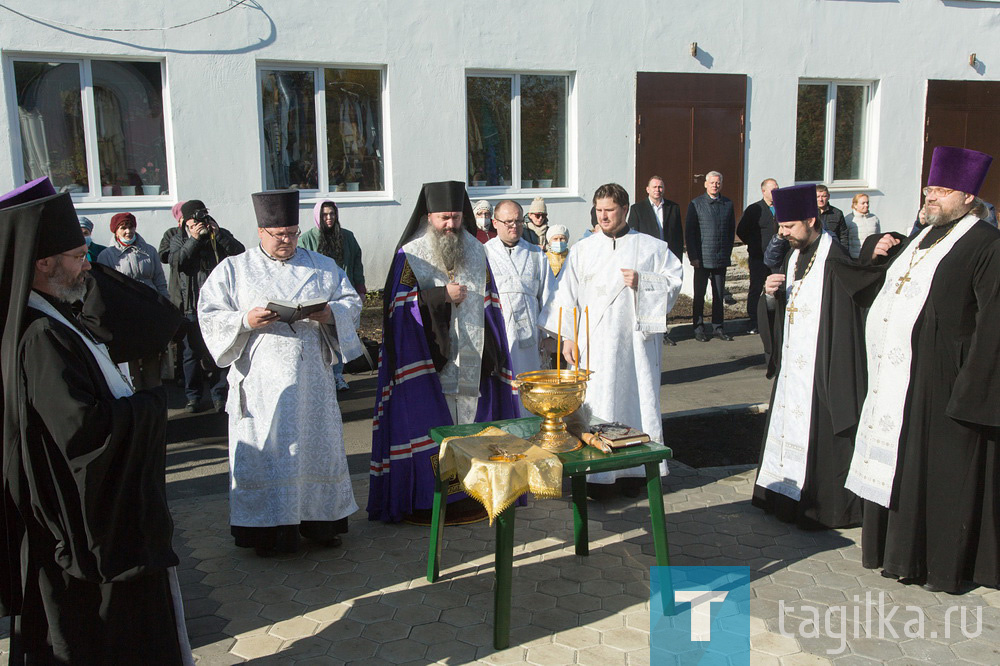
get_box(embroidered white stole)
[845,215,977,507]
[756,233,832,500]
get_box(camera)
[193,209,210,222]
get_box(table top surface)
[429,416,673,475]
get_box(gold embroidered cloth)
[438,426,563,524]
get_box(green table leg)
[426,473,448,583]
[493,505,516,650]
[571,474,589,556]
[645,461,675,615]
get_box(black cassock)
[5,297,184,663]
[753,235,866,529]
[847,221,1000,593]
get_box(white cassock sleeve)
[634,248,683,335]
[327,269,365,363]
[197,259,253,368]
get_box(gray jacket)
[96,233,169,299]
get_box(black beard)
[430,227,465,273]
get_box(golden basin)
[514,369,593,453]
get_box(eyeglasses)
[263,228,301,241]
[59,251,88,263]
[922,186,957,198]
[495,218,522,227]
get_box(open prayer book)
[265,297,327,323]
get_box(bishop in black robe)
[0,181,188,663]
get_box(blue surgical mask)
[83,236,92,247]
[120,235,136,246]
[550,240,567,253]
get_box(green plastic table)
[425,416,673,649]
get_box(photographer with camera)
[159,199,245,412]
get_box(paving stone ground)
[8,461,996,665]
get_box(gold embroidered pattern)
[400,259,417,288]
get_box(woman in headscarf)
[299,199,365,391]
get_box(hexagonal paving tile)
[268,616,319,640]
[552,625,601,649]
[360,619,410,643]
[422,588,469,610]
[259,600,307,622]
[555,592,602,614]
[250,584,297,605]
[750,631,801,657]
[215,599,264,621]
[231,633,283,659]
[409,620,458,646]
[375,638,429,664]
[439,605,487,628]
[576,643,628,666]
[525,641,575,665]
[326,636,378,661]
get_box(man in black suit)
[628,175,683,344]
[737,178,779,333]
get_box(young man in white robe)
[198,189,363,557]
[484,200,550,395]
[541,183,683,499]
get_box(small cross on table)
[787,303,799,324]
[895,273,911,294]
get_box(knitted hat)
[548,224,569,239]
[528,197,547,215]
[78,216,94,232]
[110,212,137,233]
[473,199,492,216]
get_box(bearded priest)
[368,181,519,523]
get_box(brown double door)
[635,72,747,225]
[924,80,1000,208]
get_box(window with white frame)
[466,72,570,192]
[11,57,170,198]
[795,80,874,186]
[259,65,385,194]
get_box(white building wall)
[1,0,999,283]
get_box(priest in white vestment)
[198,189,363,557]
[541,183,682,499]
[484,200,550,391]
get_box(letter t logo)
[674,590,730,641]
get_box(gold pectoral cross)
[787,303,798,324]
[895,273,911,294]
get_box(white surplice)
[484,237,549,382]
[198,246,363,527]
[541,229,682,483]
